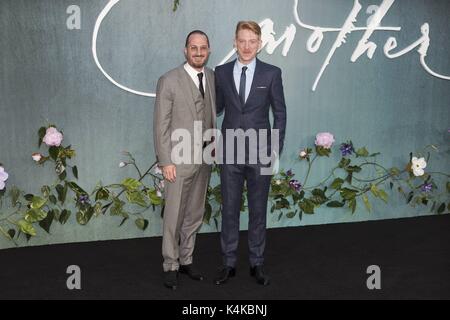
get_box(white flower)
[0,166,9,190]
[299,150,307,158]
[153,165,163,175]
[411,157,427,176]
[275,179,282,185]
[156,190,162,198]
[119,162,127,168]
[32,153,43,162]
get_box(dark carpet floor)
[0,214,449,300]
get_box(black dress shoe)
[179,264,204,281]
[214,266,236,285]
[163,270,178,290]
[250,265,270,286]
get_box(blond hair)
[235,21,261,38]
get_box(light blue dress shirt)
[233,58,256,103]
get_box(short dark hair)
[185,30,210,48]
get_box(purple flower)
[289,179,302,192]
[340,142,354,156]
[78,194,90,205]
[421,183,433,192]
[286,169,294,177]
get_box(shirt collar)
[235,58,256,73]
[184,62,205,78]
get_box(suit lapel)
[225,60,242,111]
[177,65,199,120]
[245,58,262,107]
[205,68,216,128]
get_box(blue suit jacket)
[215,58,287,160]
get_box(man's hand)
[162,165,176,183]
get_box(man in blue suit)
[214,21,287,286]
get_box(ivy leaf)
[25,209,48,223]
[356,147,369,157]
[31,196,47,209]
[286,211,296,218]
[59,209,71,224]
[338,158,351,168]
[326,201,345,207]
[7,229,16,239]
[362,194,372,213]
[349,198,357,214]
[39,210,55,234]
[38,127,47,147]
[72,166,78,180]
[299,199,314,214]
[340,188,358,200]
[49,146,60,160]
[56,183,68,204]
[95,187,110,201]
[18,220,36,236]
[135,218,149,231]
[330,178,344,190]
[126,191,148,207]
[76,206,94,225]
[203,202,212,224]
[122,178,142,191]
[378,189,389,203]
[67,182,87,195]
[437,203,445,214]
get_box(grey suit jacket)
[153,64,216,176]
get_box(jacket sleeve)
[153,75,174,166]
[269,68,287,155]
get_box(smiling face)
[235,28,261,65]
[184,33,210,71]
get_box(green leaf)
[326,201,345,207]
[58,171,67,181]
[378,189,389,203]
[370,184,380,198]
[72,166,78,179]
[362,194,371,213]
[95,188,110,201]
[340,188,358,200]
[18,220,36,236]
[67,182,87,195]
[277,212,283,221]
[39,210,55,234]
[38,127,47,147]
[49,146,60,160]
[31,196,47,209]
[49,195,57,205]
[316,146,331,157]
[135,218,149,230]
[126,191,148,207]
[122,178,142,191]
[299,199,314,214]
[338,158,351,168]
[407,191,414,204]
[349,198,357,214]
[311,188,327,205]
[286,211,296,218]
[147,189,163,206]
[24,194,34,202]
[9,187,21,207]
[56,183,68,204]
[7,229,16,239]
[203,202,212,224]
[330,178,344,190]
[356,147,369,157]
[76,206,94,225]
[346,165,362,173]
[25,209,48,223]
[437,203,445,214]
[119,217,128,227]
[41,185,51,197]
[390,167,401,176]
[59,209,71,224]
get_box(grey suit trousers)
[162,164,211,272]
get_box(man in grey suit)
[153,30,216,290]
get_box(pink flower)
[32,153,43,162]
[315,132,335,149]
[43,127,63,147]
[0,166,9,190]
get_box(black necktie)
[197,72,205,99]
[239,66,247,105]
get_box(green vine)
[0,126,449,246]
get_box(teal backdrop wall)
[1,0,449,249]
